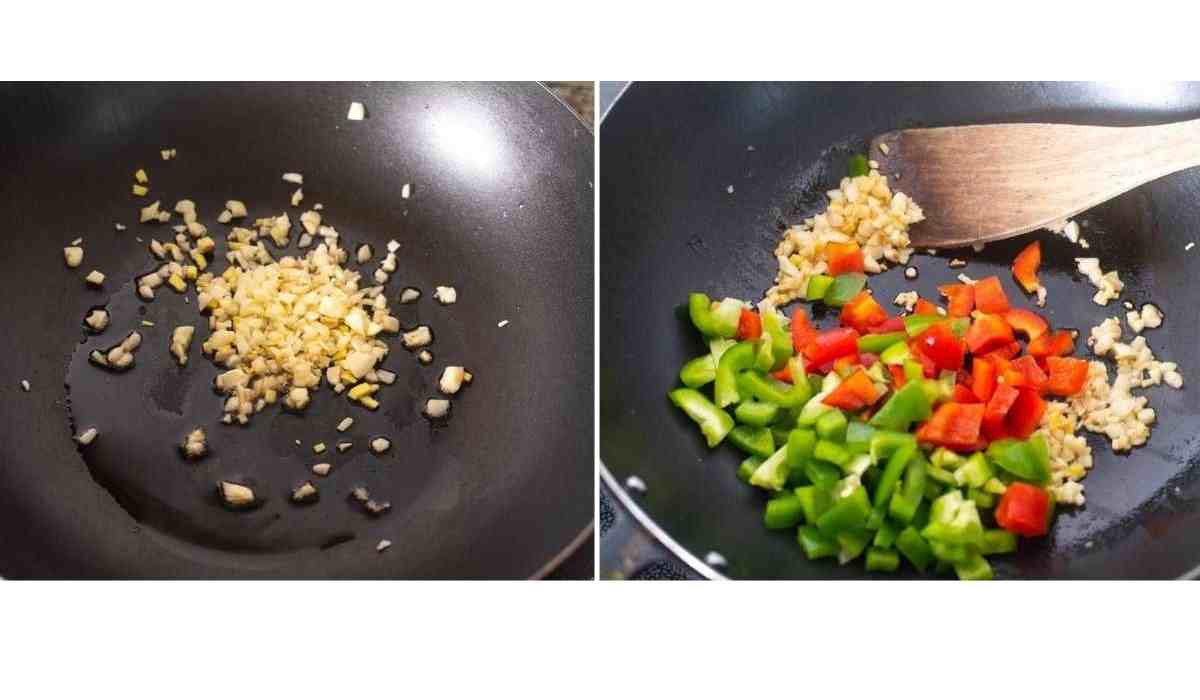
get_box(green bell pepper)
[868,430,916,464]
[903,314,969,338]
[865,547,901,572]
[927,465,958,487]
[903,359,925,382]
[728,424,775,458]
[858,331,908,354]
[888,454,928,524]
[688,293,742,338]
[823,273,868,308]
[668,388,735,448]
[709,338,736,365]
[814,439,852,467]
[715,341,756,408]
[817,479,872,537]
[929,447,963,469]
[759,308,794,371]
[872,442,917,514]
[873,519,901,549]
[953,553,994,581]
[848,154,869,177]
[879,341,911,365]
[764,493,805,529]
[786,429,817,470]
[955,452,995,489]
[815,409,848,442]
[797,525,839,559]
[837,529,871,564]
[806,274,835,301]
[804,459,841,491]
[921,490,984,547]
[749,444,791,491]
[980,528,1018,555]
[967,487,995,509]
[736,455,762,483]
[736,370,813,409]
[679,354,716,388]
[895,527,935,572]
[794,485,832,525]
[986,436,1051,485]
[735,399,779,427]
[868,381,932,432]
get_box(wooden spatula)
[870,119,1200,248]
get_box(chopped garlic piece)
[312,462,332,476]
[218,481,255,507]
[284,387,310,410]
[132,184,149,197]
[370,437,391,453]
[139,200,162,223]
[433,286,457,305]
[439,366,466,395]
[225,200,248,218]
[347,102,366,120]
[387,239,400,253]
[375,369,396,384]
[115,223,127,231]
[181,428,207,458]
[161,148,176,161]
[401,183,411,199]
[76,427,98,446]
[423,398,450,419]
[376,539,392,552]
[399,287,421,304]
[402,326,433,349]
[1075,257,1123,305]
[291,188,303,207]
[85,270,105,287]
[497,319,509,328]
[134,168,148,184]
[84,309,109,331]
[217,209,232,224]
[20,380,30,392]
[282,172,304,185]
[313,442,327,454]
[417,350,433,365]
[893,291,918,313]
[292,481,318,504]
[64,246,83,268]
[337,417,354,432]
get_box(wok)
[0,82,593,579]
[600,82,1200,579]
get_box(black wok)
[0,82,593,579]
[600,82,1200,579]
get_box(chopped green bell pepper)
[749,444,791,491]
[980,528,1018,555]
[986,437,1051,485]
[921,490,984,547]
[735,399,779,427]
[868,430,916,465]
[903,314,969,338]
[865,547,900,572]
[806,274,835,302]
[794,485,832,525]
[927,465,958,486]
[715,341,755,408]
[872,441,917,514]
[737,370,813,409]
[736,455,762,483]
[888,454,928,524]
[858,331,908,354]
[868,381,932,432]
[679,354,716,388]
[895,527,934,572]
[879,341,911,365]
[754,334,776,372]
[955,452,995,489]
[688,293,742,338]
[804,459,841,491]
[953,553,994,581]
[848,154,870,177]
[797,525,839,559]
[824,273,868,308]
[837,529,871,564]
[903,359,925,382]
[817,479,872,537]
[873,519,900,549]
[759,308,794,371]
[967,487,995,509]
[815,409,848,442]
[709,338,736,365]
[728,424,775,458]
[842,454,872,479]
[786,429,817,470]
[983,477,1008,495]
[669,388,735,448]
[929,447,963,469]
[764,493,805,529]
[814,439,852,467]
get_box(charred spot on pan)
[320,533,356,551]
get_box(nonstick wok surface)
[601,82,1200,579]
[0,82,593,579]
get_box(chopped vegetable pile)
[666,156,1172,580]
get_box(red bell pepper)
[1012,241,1041,294]
[971,356,997,402]
[983,384,1019,441]
[832,354,861,377]
[915,402,986,451]
[973,276,1010,314]
[965,313,1016,355]
[1004,308,1049,340]
[938,283,975,317]
[888,364,907,388]
[839,291,889,333]
[982,341,1022,361]
[1007,355,1048,393]
[1028,329,1074,358]
[803,328,860,366]
[953,383,981,403]
[995,482,1050,537]
[1044,356,1090,397]
[913,298,944,317]
[867,316,906,334]
[736,309,762,340]
[772,365,793,383]
[915,322,965,371]
[1006,387,1046,439]
[790,307,817,353]
[822,368,883,411]
[826,242,866,275]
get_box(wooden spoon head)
[870,124,1137,249]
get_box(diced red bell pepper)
[938,283,975,317]
[771,365,793,383]
[1028,329,1074,358]
[736,309,762,340]
[971,357,997,403]
[913,298,944,317]
[965,313,1016,355]
[867,317,906,334]
[915,322,965,371]
[908,342,938,378]
[1006,387,1046,439]
[1012,241,1041,294]
[982,341,1022,361]
[888,364,907,388]
[1044,356,1090,397]
[826,242,866,275]
[983,384,1019,441]
[839,291,889,333]
[953,383,981,403]
[822,368,883,411]
[803,328,860,366]
[995,482,1050,537]
[915,402,986,451]
[832,354,860,377]
[973,276,1010,314]
[1004,308,1049,340]
[1007,355,1048,393]
[790,307,817,354]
